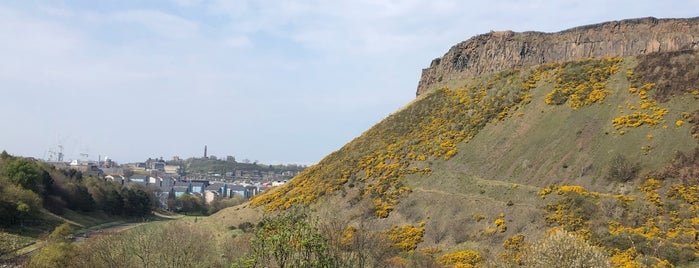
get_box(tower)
[204,145,208,159]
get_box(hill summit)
[213,17,699,267]
[417,17,699,96]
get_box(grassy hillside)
[220,50,699,267]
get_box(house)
[203,191,218,204]
[99,167,123,176]
[272,180,288,186]
[161,177,176,187]
[206,183,228,197]
[228,185,247,198]
[172,181,193,197]
[148,176,176,187]
[164,165,180,175]
[191,182,206,193]
[244,185,259,198]
[128,175,150,185]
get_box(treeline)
[0,151,155,228]
[167,191,245,216]
[177,157,307,176]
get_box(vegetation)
[435,249,482,267]
[633,50,699,102]
[237,209,341,268]
[611,82,669,133]
[176,157,306,176]
[385,222,425,252]
[0,152,158,263]
[606,154,640,182]
[544,57,621,109]
[25,223,76,268]
[540,167,699,266]
[70,221,215,268]
[523,229,609,268]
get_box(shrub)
[238,222,254,232]
[436,250,482,267]
[523,229,609,268]
[244,209,342,268]
[606,154,640,182]
[494,218,507,233]
[500,234,526,265]
[386,224,425,252]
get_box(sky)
[1,1,697,165]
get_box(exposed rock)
[417,17,699,96]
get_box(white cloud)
[224,35,253,48]
[112,9,199,39]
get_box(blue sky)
[1,1,697,164]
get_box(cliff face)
[417,17,699,96]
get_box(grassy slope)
[391,55,699,254]
[449,57,696,189]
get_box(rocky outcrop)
[417,17,699,96]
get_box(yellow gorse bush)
[385,223,425,252]
[436,250,483,268]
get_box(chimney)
[204,145,208,159]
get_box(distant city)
[39,145,307,209]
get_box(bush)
[436,249,482,267]
[237,222,254,232]
[524,229,609,268]
[386,223,425,252]
[241,208,344,268]
[606,154,640,182]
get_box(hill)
[208,17,699,267]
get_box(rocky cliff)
[417,17,699,96]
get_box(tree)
[40,170,54,197]
[0,182,41,227]
[177,194,205,214]
[121,185,153,217]
[166,188,177,211]
[4,158,41,192]
[61,181,95,212]
[0,150,10,160]
[85,178,123,215]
